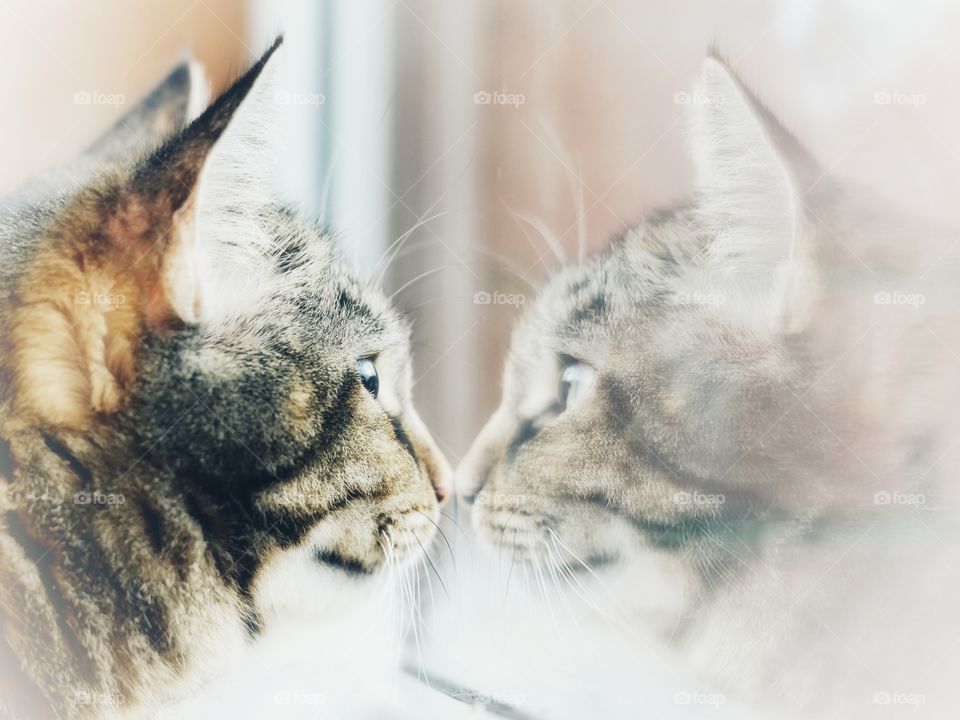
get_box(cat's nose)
[431,455,453,505]
[405,409,453,505]
[416,437,452,505]
[454,466,483,505]
[456,410,512,504]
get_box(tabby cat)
[0,39,449,719]
[459,54,960,717]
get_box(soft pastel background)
[3,2,960,717]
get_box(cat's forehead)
[287,260,408,353]
[514,209,705,362]
[532,255,611,324]
[317,265,409,349]
[515,248,648,362]
[215,216,408,359]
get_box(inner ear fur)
[9,37,282,430]
[10,180,192,429]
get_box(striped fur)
[0,39,446,719]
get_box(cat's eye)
[357,358,379,399]
[559,362,595,412]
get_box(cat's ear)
[689,53,820,334]
[126,36,283,327]
[85,57,210,163]
[11,38,283,428]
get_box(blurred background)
[4,1,960,716]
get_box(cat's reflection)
[455,53,960,719]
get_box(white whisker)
[514,211,567,266]
[371,210,448,286]
[388,265,454,303]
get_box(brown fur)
[1,38,448,719]
[11,182,183,429]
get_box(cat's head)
[459,55,876,588]
[3,40,449,606]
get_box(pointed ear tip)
[164,52,209,101]
[705,44,731,64]
[160,53,211,122]
[168,50,206,80]
[700,53,737,86]
[247,35,286,80]
[183,55,206,77]
[263,34,285,62]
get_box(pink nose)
[433,469,453,505]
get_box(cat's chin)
[473,503,696,626]
[250,504,439,621]
[250,542,389,622]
